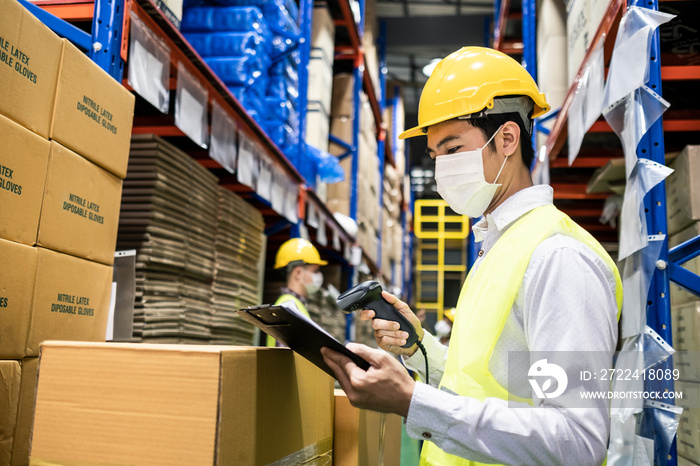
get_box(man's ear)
[501,121,521,158]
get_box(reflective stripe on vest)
[266,294,310,347]
[420,205,623,466]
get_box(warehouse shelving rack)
[26,0,406,285]
[26,0,414,353]
[501,0,700,463]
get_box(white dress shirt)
[404,185,619,466]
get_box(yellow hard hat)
[400,47,550,139]
[274,238,328,269]
[444,308,456,322]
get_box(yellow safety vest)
[266,294,309,347]
[420,205,623,466]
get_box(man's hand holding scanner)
[360,291,424,357]
[321,290,422,416]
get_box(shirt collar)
[472,185,554,242]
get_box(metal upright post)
[521,0,537,83]
[90,0,126,80]
[349,62,362,221]
[637,3,675,464]
[376,21,388,273]
[296,0,314,167]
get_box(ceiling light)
[422,58,441,77]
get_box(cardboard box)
[670,222,700,306]
[329,116,355,157]
[10,357,38,466]
[676,381,700,461]
[0,0,62,139]
[679,455,700,466]
[566,0,592,85]
[333,389,402,466]
[311,5,335,75]
[306,101,330,152]
[0,239,39,360]
[25,248,113,357]
[331,74,355,118]
[156,0,183,29]
[0,113,51,246]
[308,53,334,116]
[0,360,21,465]
[672,301,700,382]
[51,39,135,179]
[31,343,334,465]
[667,146,700,235]
[37,142,123,266]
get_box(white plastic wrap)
[568,40,606,165]
[306,200,319,229]
[257,154,272,202]
[618,159,673,260]
[332,229,341,251]
[284,180,299,223]
[175,62,209,148]
[532,145,550,186]
[210,101,237,174]
[604,86,670,180]
[271,171,286,215]
[316,214,328,246]
[128,15,170,113]
[237,137,260,189]
[602,6,675,110]
[620,235,666,338]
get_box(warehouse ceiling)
[377,0,493,116]
[375,0,496,183]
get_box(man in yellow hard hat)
[266,237,327,347]
[321,47,622,465]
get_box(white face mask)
[434,126,507,218]
[304,270,324,295]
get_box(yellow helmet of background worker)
[274,238,328,269]
[399,47,550,139]
[444,308,456,322]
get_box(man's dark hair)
[464,113,535,169]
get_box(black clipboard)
[236,303,371,378]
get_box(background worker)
[266,237,326,347]
[434,308,454,346]
[321,46,622,465]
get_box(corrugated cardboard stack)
[118,134,219,343]
[326,73,380,263]
[30,342,334,465]
[666,145,700,465]
[1,0,135,463]
[212,187,265,345]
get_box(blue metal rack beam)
[18,0,91,51]
[669,235,700,265]
[296,0,313,168]
[91,0,127,81]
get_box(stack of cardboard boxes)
[305,4,335,156]
[666,145,700,465]
[0,0,135,463]
[327,73,381,264]
[565,0,609,85]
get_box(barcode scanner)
[336,281,419,348]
